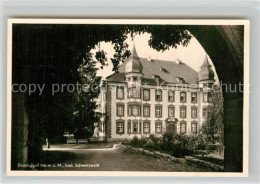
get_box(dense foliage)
[201,86,224,147]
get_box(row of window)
[116,121,198,134]
[117,104,208,118]
[116,87,212,103]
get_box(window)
[155,122,162,133]
[180,107,186,118]
[133,122,138,133]
[208,93,212,102]
[180,92,186,102]
[191,93,197,103]
[155,90,162,101]
[168,91,174,102]
[116,122,124,134]
[143,106,150,117]
[132,106,139,116]
[203,93,208,102]
[143,122,150,133]
[191,108,197,118]
[133,76,137,81]
[203,92,212,102]
[129,87,140,98]
[191,123,197,134]
[127,121,131,134]
[128,88,132,97]
[116,86,124,99]
[180,123,186,133]
[117,105,124,116]
[132,87,140,98]
[168,107,175,117]
[203,108,208,117]
[143,89,150,100]
[128,105,141,116]
[155,106,162,117]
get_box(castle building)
[96,43,215,141]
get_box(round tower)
[198,55,215,89]
[124,43,143,97]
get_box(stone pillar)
[131,120,133,134]
[11,93,28,169]
[224,95,243,172]
[139,121,141,134]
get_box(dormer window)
[133,77,137,81]
[160,67,168,73]
[176,77,184,84]
[153,75,160,84]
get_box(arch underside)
[11,24,244,172]
[189,25,244,172]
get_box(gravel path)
[42,145,216,172]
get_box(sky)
[92,33,219,83]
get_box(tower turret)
[198,55,215,89]
[124,42,143,98]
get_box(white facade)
[96,45,215,141]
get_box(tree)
[70,52,102,139]
[201,85,224,146]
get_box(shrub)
[172,134,190,157]
[149,134,160,144]
[161,133,174,151]
[131,136,140,147]
[144,139,154,149]
[130,133,222,158]
[160,133,200,157]
[131,136,147,148]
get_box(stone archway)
[10,24,245,172]
[188,25,244,172]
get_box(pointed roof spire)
[201,55,211,68]
[131,35,140,59]
[124,36,143,73]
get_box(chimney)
[148,56,152,62]
[176,59,182,64]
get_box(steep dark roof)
[201,55,212,68]
[106,72,125,82]
[198,55,215,82]
[106,58,198,84]
[124,43,143,73]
